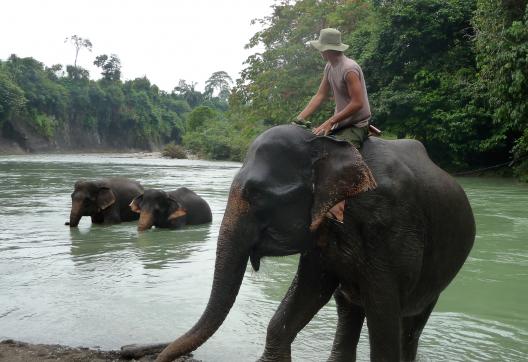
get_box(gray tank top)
[324,55,371,128]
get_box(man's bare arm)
[314,71,364,135]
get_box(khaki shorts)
[330,125,369,149]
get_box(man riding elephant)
[296,28,372,222]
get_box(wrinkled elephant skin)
[130,187,212,231]
[68,177,143,226]
[125,125,475,362]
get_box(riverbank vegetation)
[1,0,526,179]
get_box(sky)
[0,0,277,91]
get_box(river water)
[0,153,526,361]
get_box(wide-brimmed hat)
[309,28,349,52]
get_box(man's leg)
[326,125,368,222]
[336,125,369,149]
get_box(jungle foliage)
[1,1,527,178]
[228,0,528,178]
[0,54,210,149]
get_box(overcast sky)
[1,0,277,91]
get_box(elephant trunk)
[138,212,155,231]
[69,203,83,227]
[157,189,252,362]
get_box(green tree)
[66,65,90,81]
[64,35,93,67]
[0,65,26,122]
[45,64,64,80]
[173,79,203,108]
[93,54,121,81]
[360,0,479,168]
[5,55,68,119]
[204,71,233,101]
[474,0,528,177]
[187,106,216,132]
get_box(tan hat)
[309,28,349,52]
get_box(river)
[0,153,526,361]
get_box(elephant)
[129,187,212,231]
[68,177,143,227]
[122,124,475,362]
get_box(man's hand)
[313,117,335,136]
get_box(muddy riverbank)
[0,340,198,362]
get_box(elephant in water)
[67,177,143,227]
[122,125,475,362]
[129,187,212,231]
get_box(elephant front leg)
[259,250,338,362]
[91,213,104,224]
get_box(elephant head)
[69,180,117,227]
[130,190,187,231]
[156,125,376,361]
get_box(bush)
[162,143,187,159]
[34,113,58,138]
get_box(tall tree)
[64,35,93,67]
[204,71,233,101]
[173,79,203,108]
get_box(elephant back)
[358,137,475,293]
[170,187,212,225]
[106,177,144,217]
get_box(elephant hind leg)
[400,298,438,361]
[328,290,365,362]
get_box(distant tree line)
[0,51,231,150]
[1,0,527,179]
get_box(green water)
[0,154,526,361]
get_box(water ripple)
[0,156,526,361]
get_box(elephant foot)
[257,356,291,362]
[327,350,357,362]
[120,342,169,359]
[257,348,292,362]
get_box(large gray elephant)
[68,177,143,227]
[122,125,475,362]
[129,187,212,231]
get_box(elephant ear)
[97,187,116,211]
[309,136,377,231]
[129,194,143,213]
[167,196,187,221]
[168,208,187,221]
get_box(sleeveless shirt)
[324,55,371,128]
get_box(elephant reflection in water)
[69,225,211,269]
[123,125,475,362]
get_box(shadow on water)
[69,223,213,269]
